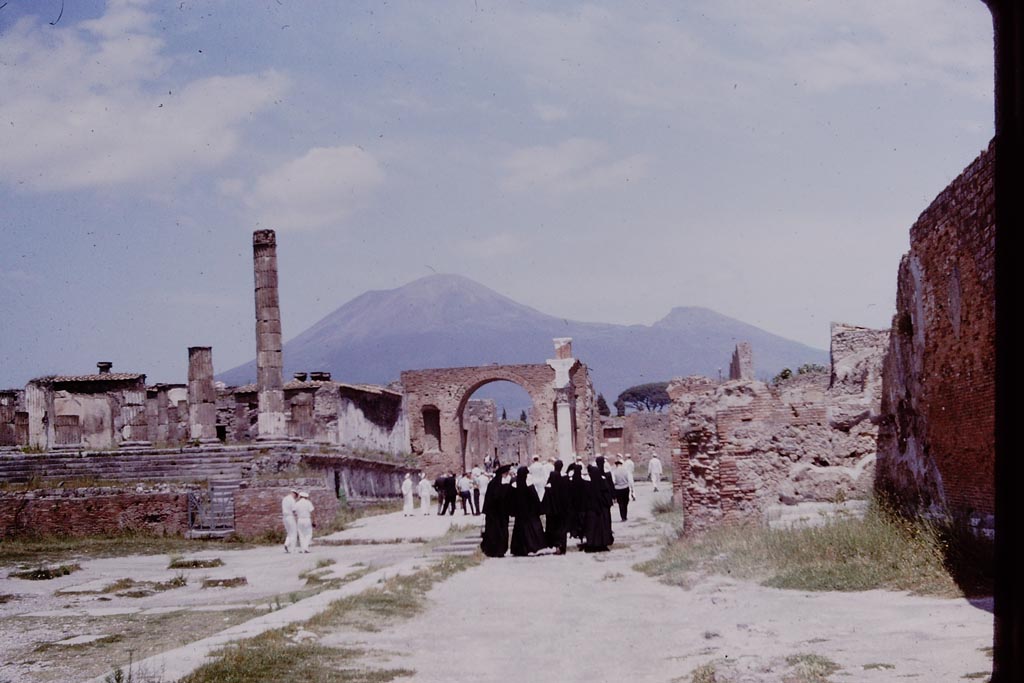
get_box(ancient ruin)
[669,326,889,534]
[597,412,671,470]
[876,142,995,527]
[401,338,595,474]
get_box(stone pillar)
[188,346,218,443]
[253,230,287,439]
[728,342,754,381]
[547,337,577,460]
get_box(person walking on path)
[474,469,489,514]
[480,464,512,557]
[458,472,474,514]
[294,491,316,553]
[417,472,433,515]
[402,473,415,516]
[611,459,631,521]
[624,454,636,501]
[433,472,446,515]
[281,488,299,553]
[441,472,458,516]
[529,455,548,502]
[543,460,570,554]
[510,466,547,556]
[582,458,614,552]
[648,454,664,491]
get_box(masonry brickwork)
[598,412,671,471]
[876,142,995,520]
[670,325,888,535]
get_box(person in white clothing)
[401,473,415,516]
[294,491,316,553]
[648,454,664,491]
[416,472,433,515]
[281,488,299,553]
[529,455,547,501]
[624,454,636,501]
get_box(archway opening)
[459,380,534,472]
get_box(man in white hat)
[402,473,415,516]
[281,488,299,553]
[294,491,316,553]
[416,472,433,515]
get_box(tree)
[596,393,611,417]
[501,407,507,420]
[519,409,527,422]
[772,368,793,384]
[615,382,670,413]
[614,397,625,417]
[797,363,828,375]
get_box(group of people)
[280,488,316,553]
[400,469,493,516]
[479,454,641,558]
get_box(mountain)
[219,274,829,405]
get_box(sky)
[0,0,995,389]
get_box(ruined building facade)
[876,142,995,523]
[669,325,889,534]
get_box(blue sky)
[0,0,994,388]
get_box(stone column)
[253,230,287,439]
[187,346,218,443]
[547,338,577,460]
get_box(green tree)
[615,382,670,413]
[772,368,793,384]
[614,397,625,417]
[797,363,828,375]
[596,393,611,417]
[501,407,507,420]
[519,409,527,422]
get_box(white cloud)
[245,146,385,231]
[0,3,287,192]
[501,138,647,193]
[533,103,570,122]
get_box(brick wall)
[234,483,340,538]
[0,487,191,538]
[877,142,995,519]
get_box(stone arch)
[452,373,541,471]
[400,340,595,475]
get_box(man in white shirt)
[281,488,299,553]
[294,491,316,553]
[611,459,632,521]
[648,454,664,491]
[624,454,636,501]
[401,473,415,516]
[529,455,548,501]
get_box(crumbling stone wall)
[25,372,148,450]
[464,399,499,465]
[670,325,888,534]
[0,486,192,538]
[598,412,670,470]
[877,143,995,520]
[0,390,24,447]
[234,483,339,538]
[497,421,531,466]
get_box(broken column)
[728,342,754,381]
[547,337,577,460]
[187,346,218,443]
[253,229,287,439]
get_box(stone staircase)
[0,449,253,485]
[431,526,485,556]
[186,478,241,539]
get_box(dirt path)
[322,485,993,683]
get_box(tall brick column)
[187,346,218,443]
[253,230,287,439]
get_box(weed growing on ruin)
[862,662,895,670]
[167,556,224,569]
[201,576,247,589]
[176,630,413,683]
[9,562,81,580]
[651,497,679,516]
[785,653,840,682]
[636,500,992,597]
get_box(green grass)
[785,653,840,682]
[177,630,412,683]
[168,556,224,569]
[862,662,895,670]
[636,501,993,597]
[201,576,247,589]
[0,531,265,565]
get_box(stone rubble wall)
[234,482,340,539]
[876,142,995,521]
[669,324,888,535]
[598,412,671,473]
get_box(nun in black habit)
[480,464,512,557]
[542,460,570,554]
[566,462,587,541]
[582,460,615,552]
[510,465,547,556]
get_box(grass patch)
[177,629,412,683]
[0,531,267,566]
[862,662,895,670]
[636,500,992,597]
[9,562,82,580]
[35,634,123,652]
[651,497,678,516]
[306,553,481,633]
[168,556,224,569]
[201,576,247,589]
[318,501,405,536]
[0,593,16,603]
[785,653,840,682]
[689,661,719,683]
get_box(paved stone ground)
[1,484,994,682]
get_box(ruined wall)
[497,422,531,466]
[877,143,995,519]
[234,483,340,538]
[598,413,671,470]
[0,486,192,538]
[670,324,888,534]
[0,390,24,447]
[464,399,499,466]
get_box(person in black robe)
[480,464,512,557]
[441,471,458,516]
[543,460,570,554]
[566,462,587,541]
[510,466,547,556]
[582,461,615,552]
